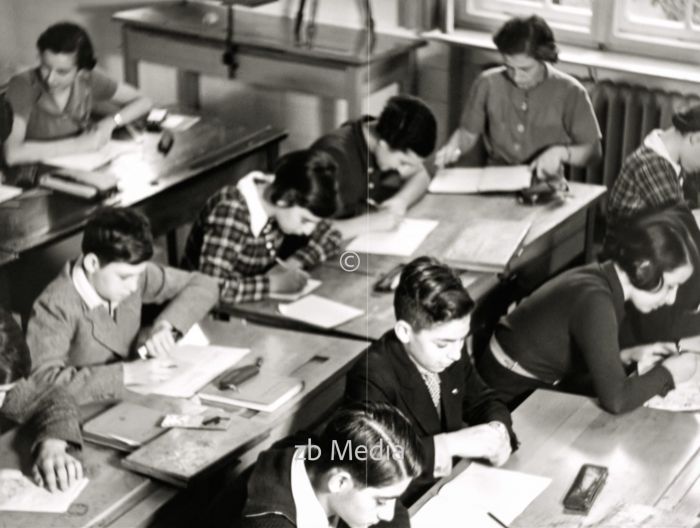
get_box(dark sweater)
[241,444,411,528]
[495,261,675,414]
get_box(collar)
[644,129,682,177]
[291,446,332,528]
[237,171,272,237]
[71,256,115,313]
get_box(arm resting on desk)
[289,220,342,269]
[381,165,431,215]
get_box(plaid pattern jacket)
[183,185,342,305]
[607,145,685,227]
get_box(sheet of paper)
[0,184,22,205]
[162,114,201,131]
[128,345,249,398]
[412,463,551,528]
[279,294,364,329]
[638,354,700,411]
[346,218,438,257]
[0,469,88,512]
[178,323,211,347]
[430,166,531,194]
[45,140,140,171]
[268,278,322,301]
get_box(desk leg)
[176,71,201,111]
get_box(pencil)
[487,512,510,528]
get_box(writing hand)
[33,438,83,493]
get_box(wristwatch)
[113,113,124,127]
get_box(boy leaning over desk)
[18,207,219,408]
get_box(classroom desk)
[0,317,366,527]
[226,182,606,341]
[112,2,425,126]
[410,390,700,527]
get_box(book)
[83,402,166,452]
[0,184,22,205]
[444,217,533,273]
[44,140,139,172]
[39,169,118,199]
[346,218,439,257]
[0,469,88,513]
[268,278,322,301]
[429,165,532,194]
[199,372,304,413]
[278,294,364,329]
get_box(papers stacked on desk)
[279,294,363,329]
[0,469,88,512]
[412,463,550,528]
[346,218,439,257]
[430,165,532,194]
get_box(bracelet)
[113,113,124,127]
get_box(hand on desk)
[444,422,512,467]
[530,145,567,180]
[620,342,677,366]
[78,120,115,152]
[269,266,309,294]
[33,438,83,493]
[662,353,700,385]
[368,207,403,233]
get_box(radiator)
[570,80,700,197]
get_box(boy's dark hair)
[307,402,423,488]
[0,307,30,385]
[37,22,97,71]
[672,104,700,135]
[493,15,558,63]
[82,207,154,266]
[376,95,437,158]
[267,149,339,218]
[394,256,474,331]
[605,207,696,291]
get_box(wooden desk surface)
[0,121,285,256]
[113,2,425,67]
[411,390,700,527]
[0,317,366,525]
[229,182,605,341]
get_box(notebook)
[39,169,118,199]
[444,217,533,273]
[268,278,322,301]
[345,218,439,257]
[429,165,532,194]
[199,372,304,412]
[83,402,166,452]
[0,469,89,513]
[278,294,364,329]
[0,184,22,205]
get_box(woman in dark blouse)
[477,209,700,413]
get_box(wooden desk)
[0,317,366,527]
[112,3,425,127]
[411,390,700,527]
[227,182,606,341]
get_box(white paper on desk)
[0,184,22,205]
[128,345,249,398]
[268,278,322,301]
[411,463,551,528]
[0,469,88,512]
[178,323,211,347]
[279,294,364,329]
[638,355,700,411]
[430,165,532,194]
[45,140,140,171]
[346,218,438,257]
[162,114,200,131]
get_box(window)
[455,0,700,62]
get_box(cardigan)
[345,330,516,501]
[24,260,219,400]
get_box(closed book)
[83,402,166,452]
[444,217,533,273]
[199,373,304,413]
[40,168,117,199]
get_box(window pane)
[552,0,591,8]
[626,0,687,22]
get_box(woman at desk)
[3,22,151,170]
[435,15,601,179]
[477,209,700,413]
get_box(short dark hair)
[672,104,700,135]
[394,256,474,331]
[493,15,558,63]
[307,402,423,488]
[267,149,339,218]
[0,307,30,384]
[37,22,97,71]
[82,207,154,266]
[605,208,696,291]
[376,95,437,158]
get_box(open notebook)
[429,165,532,194]
[0,470,88,513]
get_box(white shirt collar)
[71,256,115,313]
[290,446,333,528]
[644,129,682,177]
[237,171,272,237]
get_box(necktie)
[421,371,442,418]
